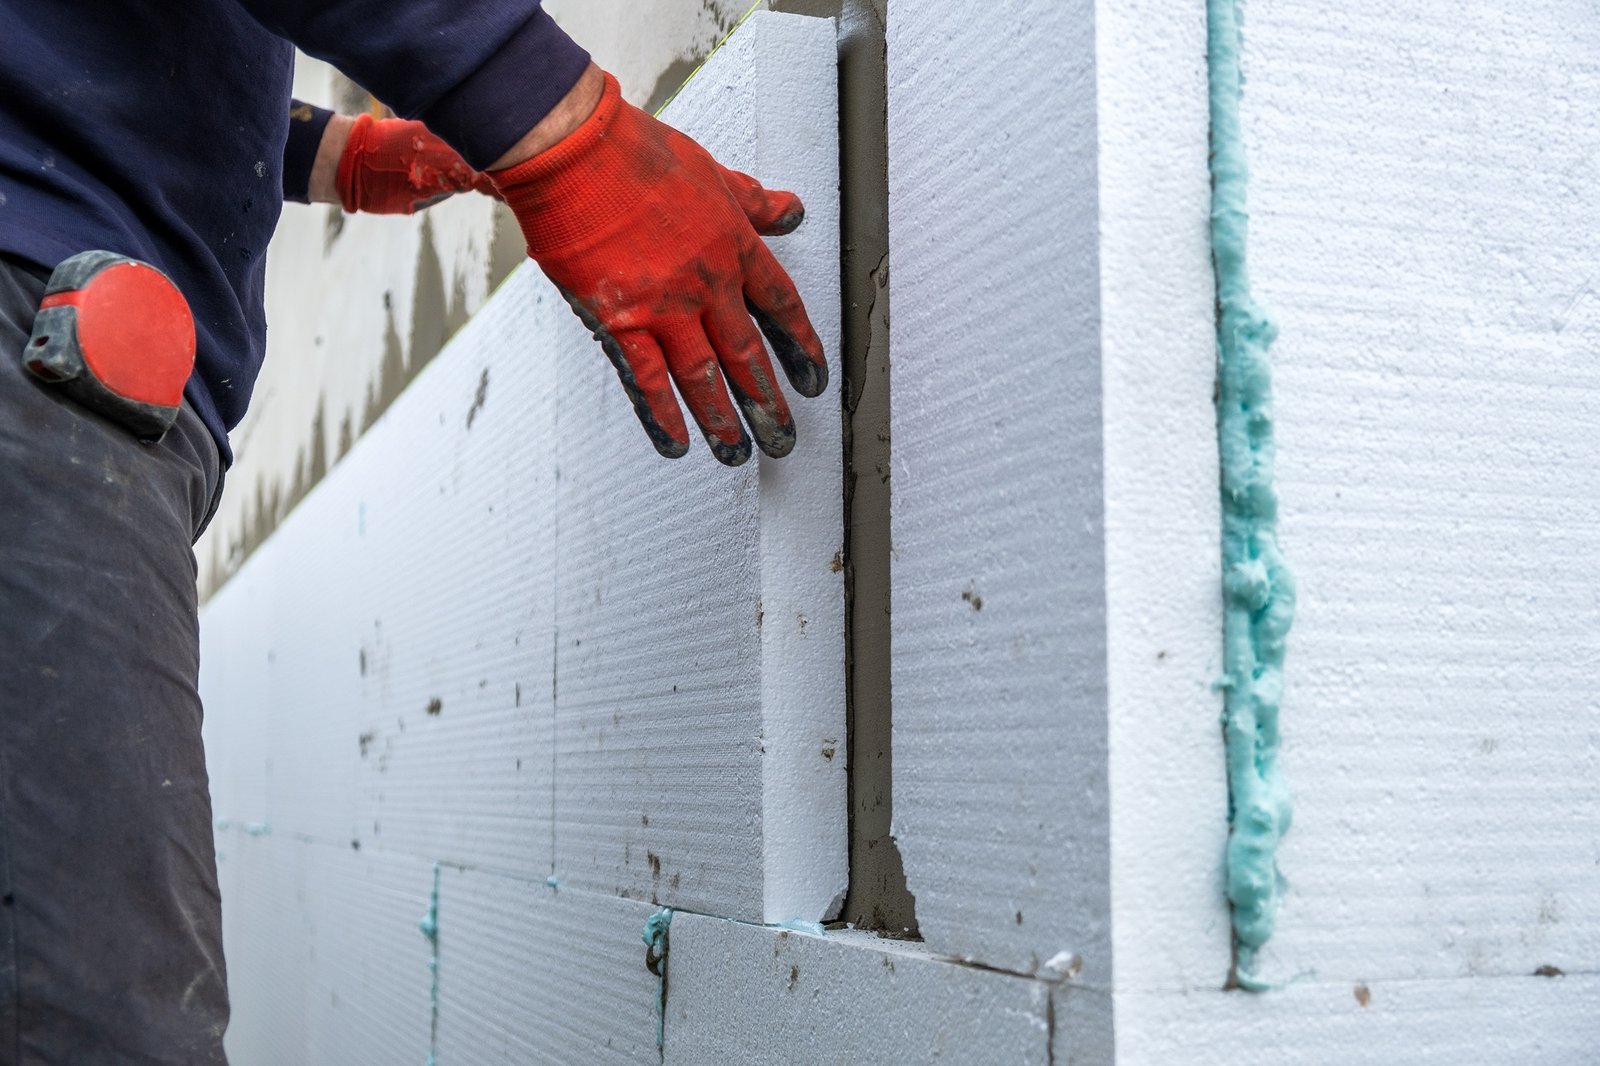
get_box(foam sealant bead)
[1207,0,1296,991]
[642,908,674,1056]
[213,818,271,837]
[419,862,441,1065]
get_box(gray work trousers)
[0,255,229,1063]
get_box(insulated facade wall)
[202,15,845,1061]
[889,0,1600,1061]
[203,1,1600,1061]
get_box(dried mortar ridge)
[1207,0,1296,990]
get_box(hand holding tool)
[489,72,827,466]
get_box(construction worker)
[0,2,825,1059]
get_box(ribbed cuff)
[490,74,647,256]
[282,100,335,204]
[416,8,592,171]
[334,113,376,214]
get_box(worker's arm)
[283,99,335,204]
[304,113,351,206]
[239,1,825,464]
[237,2,591,171]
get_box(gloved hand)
[337,114,495,215]
[489,72,827,465]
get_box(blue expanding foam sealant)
[1207,0,1296,991]
[420,862,441,1064]
[642,908,674,1056]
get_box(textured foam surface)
[666,918,1054,1065]
[1098,3,1600,1033]
[891,0,1600,1059]
[886,0,1112,984]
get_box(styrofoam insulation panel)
[665,918,1054,1065]
[890,0,1600,1056]
[1115,976,1600,1065]
[434,874,660,1064]
[885,0,1112,983]
[1243,0,1600,990]
[1052,985,1116,1066]
[217,837,664,1066]
[548,11,845,924]
[215,836,437,1066]
[212,834,312,1066]
[1094,0,1234,999]
[1095,0,1600,1025]
[201,272,562,875]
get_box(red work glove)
[489,72,827,465]
[337,114,495,215]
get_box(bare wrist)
[310,113,356,206]
[489,63,606,171]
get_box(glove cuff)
[335,113,377,215]
[488,73,656,257]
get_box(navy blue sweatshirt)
[0,2,589,463]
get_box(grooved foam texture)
[1240,0,1600,991]
[201,13,842,1061]
[1097,0,1600,1058]
[666,919,1054,1065]
[889,0,1600,1058]
[886,0,1112,984]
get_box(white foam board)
[1095,0,1600,1009]
[435,875,660,1064]
[203,266,561,874]
[344,300,560,881]
[218,838,663,1066]
[550,10,845,925]
[1116,976,1600,1065]
[885,0,1112,981]
[213,834,312,1066]
[666,918,1054,1065]
[216,836,436,1066]
[889,0,1600,1057]
[1241,0,1600,991]
[1093,0,1233,998]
